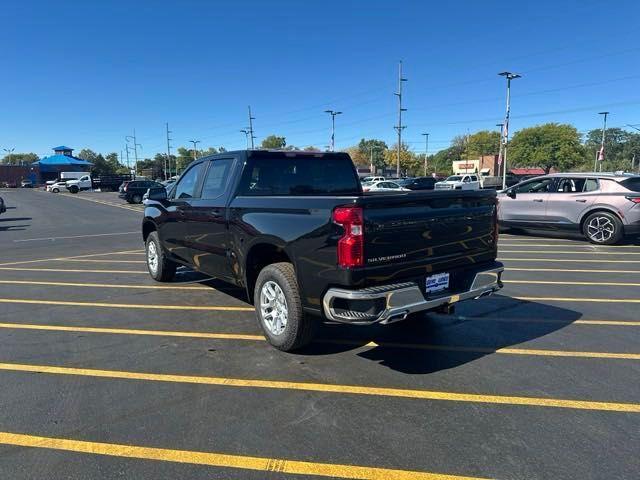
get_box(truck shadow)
[303,295,582,374]
[0,217,32,222]
[504,228,640,245]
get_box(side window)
[173,163,204,199]
[513,178,553,194]
[463,176,470,183]
[470,176,478,182]
[388,182,400,188]
[201,159,233,199]
[556,178,586,193]
[583,178,599,192]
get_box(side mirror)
[146,187,167,201]
[507,189,516,199]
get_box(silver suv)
[498,173,640,244]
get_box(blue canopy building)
[33,146,93,181]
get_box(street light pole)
[421,133,429,176]
[324,110,342,152]
[495,123,504,178]
[189,140,201,161]
[247,106,255,149]
[3,148,15,163]
[394,61,408,178]
[240,129,250,149]
[498,72,521,190]
[596,112,609,172]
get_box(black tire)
[145,231,177,282]
[68,185,79,194]
[582,211,623,245]
[52,188,59,193]
[254,262,318,351]
[132,194,142,204]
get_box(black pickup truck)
[142,150,503,351]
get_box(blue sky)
[2,0,640,159]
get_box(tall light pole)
[165,122,172,180]
[324,110,342,152]
[498,72,521,190]
[247,106,255,149]
[394,61,408,178]
[596,111,609,172]
[189,140,201,161]
[3,148,15,163]
[240,129,250,149]
[369,144,382,175]
[495,123,504,177]
[421,133,429,176]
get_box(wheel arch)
[244,242,293,303]
[142,218,157,242]
[579,206,624,232]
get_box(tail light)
[333,206,364,268]
[123,183,129,192]
[625,196,640,204]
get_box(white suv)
[435,174,481,190]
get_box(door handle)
[576,199,587,203]
[533,199,544,202]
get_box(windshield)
[445,176,463,181]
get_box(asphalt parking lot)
[0,188,638,479]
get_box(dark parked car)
[119,180,164,204]
[0,196,5,214]
[398,176,438,190]
[142,150,503,351]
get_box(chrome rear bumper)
[322,265,503,324]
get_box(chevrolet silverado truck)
[142,150,503,351]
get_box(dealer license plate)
[426,272,450,293]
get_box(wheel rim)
[147,241,159,274]
[586,216,615,243]
[260,281,288,336]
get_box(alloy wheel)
[147,241,159,274]
[260,280,288,335]
[586,216,615,243]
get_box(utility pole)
[394,61,408,178]
[421,133,429,176]
[126,130,141,177]
[498,72,521,190]
[495,123,504,178]
[324,110,342,152]
[166,123,173,180]
[240,129,250,149]
[247,106,255,149]
[596,112,609,172]
[189,140,201,161]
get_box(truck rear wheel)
[145,231,177,282]
[69,185,79,194]
[132,194,142,204]
[254,262,317,351]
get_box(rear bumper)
[322,262,503,324]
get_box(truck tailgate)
[357,190,498,285]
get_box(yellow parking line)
[0,432,488,480]
[514,296,640,304]
[500,250,640,255]
[0,323,264,340]
[0,362,637,412]
[504,279,640,287]
[3,322,638,360]
[0,298,254,311]
[506,267,640,274]
[0,280,210,290]
[0,249,145,267]
[0,267,147,274]
[453,316,640,326]
[58,193,143,212]
[500,258,640,264]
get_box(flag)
[598,144,605,161]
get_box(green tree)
[176,147,195,173]
[466,130,501,158]
[430,144,464,175]
[91,154,116,176]
[357,138,388,171]
[77,149,98,163]
[261,135,286,149]
[584,127,638,171]
[1,152,39,165]
[384,143,420,176]
[509,123,585,173]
